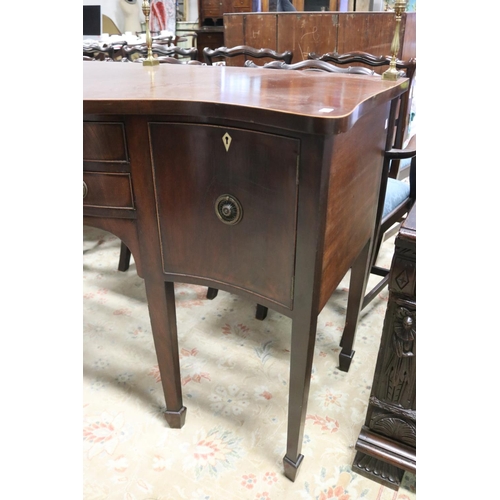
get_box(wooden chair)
[203,45,293,66]
[256,59,375,75]
[83,43,115,61]
[303,51,416,370]
[123,44,198,62]
[153,56,204,65]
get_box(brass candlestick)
[142,0,159,66]
[382,0,407,81]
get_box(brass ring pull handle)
[83,181,88,199]
[215,194,243,225]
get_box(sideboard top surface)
[83,62,408,134]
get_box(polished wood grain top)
[83,62,408,134]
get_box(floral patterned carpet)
[83,225,416,500]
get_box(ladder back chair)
[203,45,293,66]
[305,51,416,370]
[123,44,199,62]
[257,59,375,75]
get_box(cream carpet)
[83,225,416,500]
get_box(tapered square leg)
[283,308,318,481]
[283,453,304,482]
[145,278,186,427]
[206,287,219,300]
[255,304,268,321]
[338,240,371,372]
[338,349,355,372]
[164,406,187,428]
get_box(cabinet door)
[149,123,299,309]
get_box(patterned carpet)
[83,225,416,500]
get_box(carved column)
[352,204,416,489]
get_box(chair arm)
[385,134,416,160]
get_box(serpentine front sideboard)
[83,62,408,481]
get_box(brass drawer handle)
[215,194,243,225]
[83,181,88,199]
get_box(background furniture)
[122,44,199,61]
[83,62,407,482]
[224,11,416,64]
[203,44,293,65]
[195,0,254,61]
[352,203,416,489]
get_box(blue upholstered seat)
[383,178,411,218]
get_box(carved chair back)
[203,45,293,66]
[309,51,416,160]
[122,44,199,62]
[257,59,375,74]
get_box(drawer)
[149,123,299,309]
[83,172,134,209]
[203,9,222,18]
[232,0,251,7]
[83,122,128,162]
[204,0,222,8]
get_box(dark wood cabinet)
[194,27,225,61]
[196,0,254,61]
[352,204,416,490]
[199,0,253,26]
[224,12,416,64]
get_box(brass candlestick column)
[142,0,159,66]
[382,0,407,81]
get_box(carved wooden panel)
[352,204,416,490]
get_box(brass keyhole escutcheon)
[83,181,88,199]
[215,194,243,225]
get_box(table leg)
[283,311,318,481]
[206,287,218,300]
[339,239,371,372]
[144,278,187,428]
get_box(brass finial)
[382,0,407,81]
[142,0,159,66]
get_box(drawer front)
[204,8,222,18]
[83,122,128,162]
[149,123,299,309]
[232,0,252,8]
[83,172,134,209]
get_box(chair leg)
[118,242,131,272]
[206,287,219,300]
[338,240,371,372]
[255,304,268,321]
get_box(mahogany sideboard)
[83,62,408,481]
[352,203,416,489]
